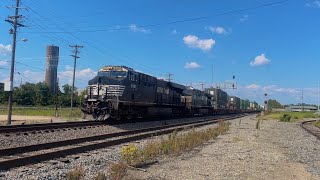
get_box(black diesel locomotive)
[81,66,259,120]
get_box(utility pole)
[5,0,25,125]
[69,45,83,112]
[166,73,173,82]
[55,77,59,118]
[199,82,206,90]
[211,64,214,86]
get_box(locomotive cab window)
[111,71,127,77]
[98,71,110,77]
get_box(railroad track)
[0,113,247,135]
[0,114,251,170]
[0,120,106,134]
[301,120,320,140]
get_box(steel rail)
[300,120,320,140]
[0,114,250,170]
[0,120,106,133]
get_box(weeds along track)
[301,120,320,140]
[0,121,106,134]
[0,114,251,170]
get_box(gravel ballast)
[0,116,218,150]
[125,116,320,180]
[1,115,319,180]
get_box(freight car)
[228,96,241,114]
[82,65,259,120]
[82,66,216,120]
[182,87,213,115]
[205,88,228,114]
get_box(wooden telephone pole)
[69,45,83,112]
[5,0,25,125]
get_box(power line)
[15,61,88,83]
[22,0,163,75]
[20,0,290,34]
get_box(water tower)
[45,45,59,94]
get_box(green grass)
[0,107,82,119]
[260,111,320,122]
[314,121,320,128]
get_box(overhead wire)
[23,0,164,76]
[15,61,88,83]
[21,0,290,34]
[5,0,291,85]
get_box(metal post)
[6,0,24,125]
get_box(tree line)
[0,82,85,107]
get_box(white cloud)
[246,84,260,89]
[240,15,249,22]
[183,35,215,51]
[171,29,178,35]
[59,67,96,85]
[306,1,320,8]
[129,24,150,33]
[207,26,229,35]
[65,65,73,70]
[0,44,12,56]
[250,54,271,67]
[184,62,201,69]
[23,70,45,83]
[0,60,8,66]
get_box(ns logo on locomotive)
[81,66,260,120]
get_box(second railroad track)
[0,113,251,170]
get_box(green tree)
[268,99,283,109]
[35,82,52,106]
[59,84,80,107]
[14,83,37,106]
[0,89,8,104]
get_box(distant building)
[45,45,59,94]
[286,105,318,112]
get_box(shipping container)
[228,96,240,110]
[205,88,228,110]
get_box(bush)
[109,162,128,180]
[280,114,291,122]
[94,172,107,180]
[67,166,85,180]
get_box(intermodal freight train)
[81,66,261,120]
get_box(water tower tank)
[45,45,59,94]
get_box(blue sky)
[0,0,320,105]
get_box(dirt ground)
[124,116,320,180]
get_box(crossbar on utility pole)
[166,73,173,82]
[6,0,25,125]
[69,45,83,112]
